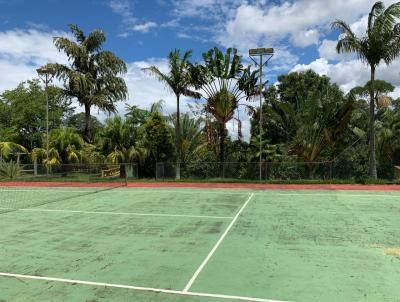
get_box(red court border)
[1,181,400,191]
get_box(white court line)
[275,193,400,198]
[0,188,250,195]
[0,207,232,220]
[183,193,255,292]
[2,188,400,198]
[19,208,233,220]
[0,272,287,302]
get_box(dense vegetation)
[1,1,400,181]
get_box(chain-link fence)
[3,163,139,182]
[3,160,373,182]
[155,161,333,181]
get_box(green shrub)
[0,161,22,179]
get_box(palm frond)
[84,29,106,52]
[182,88,201,99]
[142,66,174,94]
[69,24,86,43]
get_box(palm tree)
[44,24,128,142]
[169,113,206,166]
[0,142,27,162]
[332,1,400,178]
[376,106,400,165]
[32,147,61,166]
[32,128,85,165]
[191,47,258,176]
[143,50,200,179]
[267,87,354,164]
[98,116,147,164]
[49,128,84,163]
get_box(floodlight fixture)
[249,48,274,56]
[36,65,55,75]
[37,64,56,172]
[249,47,274,183]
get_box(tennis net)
[0,164,132,215]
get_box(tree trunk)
[219,123,225,178]
[175,94,181,180]
[368,66,378,179]
[84,103,91,143]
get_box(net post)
[124,163,128,187]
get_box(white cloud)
[117,58,203,121]
[291,57,400,94]
[171,0,240,20]
[0,27,193,119]
[299,11,400,94]
[218,1,370,47]
[108,0,157,35]
[291,29,320,47]
[132,22,157,33]
[0,28,69,92]
[108,0,136,25]
[215,0,385,71]
[318,39,341,61]
[350,15,368,37]
[0,29,68,66]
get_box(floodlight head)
[249,48,274,56]
[36,65,55,75]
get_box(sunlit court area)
[1,185,400,302]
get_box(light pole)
[249,48,274,183]
[37,65,55,169]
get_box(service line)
[183,193,255,292]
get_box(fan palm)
[44,24,128,142]
[191,47,258,176]
[332,1,400,178]
[142,50,200,179]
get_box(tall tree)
[0,79,73,149]
[47,24,128,142]
[351,80,395,109]
[259,72,354,163]
[66,112,103,139]
[142,111,175,167]
[332,1,400,178]
[143,50,200,179]
[191,47,258,176]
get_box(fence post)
[34,158,38,176]
[264,161,267,182]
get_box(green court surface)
[0,187,400,302]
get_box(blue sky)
[0,0,399,139]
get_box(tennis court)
[0,185,400,302]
